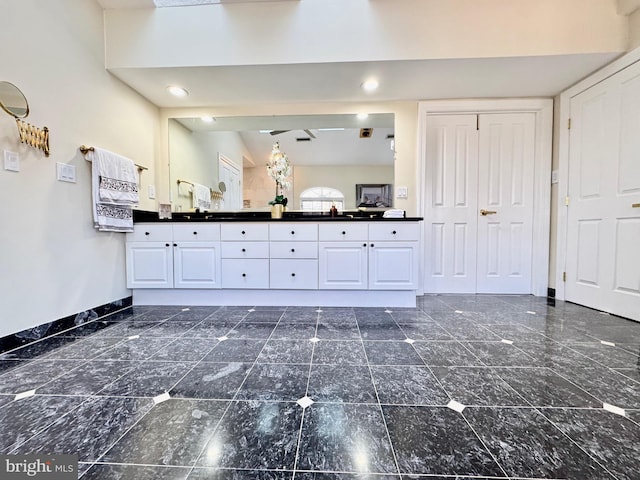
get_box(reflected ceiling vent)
[360,128,373,138]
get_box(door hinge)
[568,118,571,130]
[476,114,479,131]
[562,271,567,282]
[565,196,570,206]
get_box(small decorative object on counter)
[329,203,338,217]
[266,142,291,219]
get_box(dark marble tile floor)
[0,296,638,479]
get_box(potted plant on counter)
[266,142,291,218]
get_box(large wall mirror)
[168,113,395,212]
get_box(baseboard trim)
[0,296,132,354]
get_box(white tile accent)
[218,336,229,342]
[603,403,626,416]
[315,309,323,313]
[526,311,536,315]
[297,396,314,409]
[248,308,256,312]
[15,390,36,401]
[455,310,464,314]
[600,340,616,347]
[501,339,514,345]
[309,337,320,343]
[404,338,415,344]
[447,400,466,413]
[128,335,140,340]
[385,309,393,313]
[181,308,190,311]
[153,392,171,404]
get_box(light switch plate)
[56,163,77,183]
[4,150,19,172]
[551,170,559,184]
[148,185,156,199]
[396,186,408,198]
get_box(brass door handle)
[633,203,640,208]
[480,209,497,216]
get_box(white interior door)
[424,114,479,293]
[219,154,241,210]
[476,113,536,293]
[566,64,640,320]
[424,113,536,294]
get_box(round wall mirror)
[0,81,29,119]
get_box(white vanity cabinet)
[269,223,318,289]
[126,223,221,289]
[367,222,420,290]
[318,223,369,289]
[127,219,422,307]
[220,223,269,288]
[318,222,420,290]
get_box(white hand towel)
[383,209,405,218]
[85,147,138,232]
[192,183,212,211]
[91,148,139,205]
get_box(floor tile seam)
[188,309,299,472]
[547,367,621,407]
[0,305,138,355]
[146,334,222,395]
[86,395,203,471]
[458,404,529,479]
[1,350,124,395]
[610,368,640,385]
[7,393,106,454]
[1,334,130,365]
[531,406,620,479]
[354,313,403,477]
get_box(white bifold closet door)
[566,63,640,321]
[424,113,536,294]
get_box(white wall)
[0,0,160,337]
[105,0,627,68]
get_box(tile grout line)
[354,307,403,478]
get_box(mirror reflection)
[0,81,29,119]
[168,114,395,212]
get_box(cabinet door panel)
[369,242,418,290]
[174,242,221,289]
[126,242,173,288]
[319,242,368,289]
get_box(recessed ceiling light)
[357,113,369,120]
[167,85,189,98]
[362,79,379,92]
[201,116,215,123]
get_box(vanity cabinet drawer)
[269,223,318,241]
[221,241,269,259]
[269,242,318,259]
[173,224,220,242]
[318,223,368,242]
[127,224,173,242]
[269,259,318,289]
[368,223,420,242]
[221,223,269,241]
[221,259,269,288]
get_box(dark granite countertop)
[133,210,423,223]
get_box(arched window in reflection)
[300,187,344,211]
